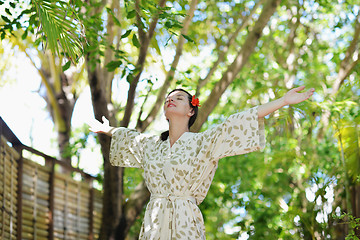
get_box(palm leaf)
[336,116,360,182]
[32,0,84,63]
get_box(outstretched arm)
[88,116,116,136]
[258,86,315,118]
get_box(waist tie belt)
[150,194,197,205]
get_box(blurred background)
[0,0,359,239]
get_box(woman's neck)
[168,120,189,147]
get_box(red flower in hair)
[191,95,201,107]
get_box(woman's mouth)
[167,103,176,108]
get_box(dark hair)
[160,89,199,141]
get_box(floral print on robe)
[110,106,265,239]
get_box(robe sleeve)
[109,127,148,168]
[203,106,265,160]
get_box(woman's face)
[164,91,193,120]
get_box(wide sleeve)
[109,127,149,168]
[202,106,265,161]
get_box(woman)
[89,86,315,239]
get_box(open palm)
[283,86,315,105]
[88,116,112,134]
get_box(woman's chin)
[164,110,182,119]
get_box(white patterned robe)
[110,107,265,239]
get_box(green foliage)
[337,213,360,240]
[32,0,84,62]
[334,114,360,182]
[62,124,91,168]
[197,1,360,238]
[1,0,84,66]
[3,0,360,238]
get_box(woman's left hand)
[283,86,315,105]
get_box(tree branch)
[14,35,67,132]
[137,0,199,132]
[135,0,146,43]
[196,0,263,95]
[120,0,167,128]
[283,2,301,88]
[192,0,281,132]
[136,83,154,130]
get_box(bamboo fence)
[0,117,103,240]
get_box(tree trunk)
[116,181,151,239]
[39,53,77,168]
[13,37,77,168]
[88,67,124,240]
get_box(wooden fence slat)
[23,158,50,172]
[1,121,102,240]
[22,222,49,235]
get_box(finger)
[307,89,315,97]
[293,86,306,92]
[301,89,314,101]
[102,116,109,124]
[88,126,97,133]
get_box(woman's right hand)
[88,116,115,136]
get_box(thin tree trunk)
[116,181,151,238]
[354,185,360,236]
[338,128,352,238]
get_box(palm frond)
[335,116,360,182]
[32,0,84,63]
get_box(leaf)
[181,34,195,43]
[336,116,360,182]
[105,60,122,72]
[21,29,28,40]
[127,10,136,19]
[106,7,121,27]
[112,15,121,27]
[62,61,71,71]
[120,68,127,79]
[1,16,11,23]
[22,8,33,14]
[29,13,36,25]
[150,33,161,55]
[132,34,140,48]
[32,0,84,63]
[5,8,11,15]
[126,74,133,84]
[121,29,132,39]
[165,21,172,29]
